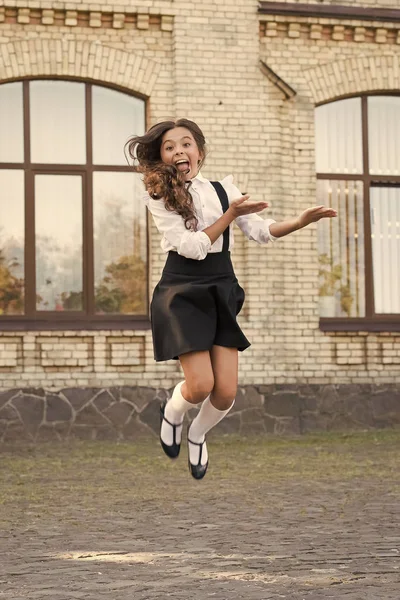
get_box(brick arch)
[304,53,400,104]
[0,39,160,96]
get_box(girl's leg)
[179,350,215,404]
[188,346,238,468]
[161,350,214,448]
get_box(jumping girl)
[127,119,336,480]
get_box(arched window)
[0,79,147,329]
[315,95,400,330]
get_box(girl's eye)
[184,143,191,147]
[166,146,173,151]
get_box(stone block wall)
[1,384,399,443]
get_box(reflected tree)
[95,253,146,314]
[32,193,147,314]
[0,248,24,314]
[61,291,83,310]
[36,233,83,311]
[94,195,145,276]
[94,193,147,314]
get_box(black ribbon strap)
[210,181,230,252]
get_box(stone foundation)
[0,385,399,443]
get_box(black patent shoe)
[159,401,182,459]
[187,426,208,480]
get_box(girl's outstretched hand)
[228,195,269,218]
[297,205,337,228]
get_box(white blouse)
[143,172,277,261]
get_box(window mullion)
[85,84,95,315]
[24,172,36,316]
[23,81,36,316]
[362,96,375,318]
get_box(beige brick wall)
[0,0,399,390]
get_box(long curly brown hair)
[127,119,207,230]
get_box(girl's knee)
[211,385,237,410]
[185,376,214,403]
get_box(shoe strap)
[187,437,204,447]
[162,412,182,447]
[187,437,205,467]
[162,413,182,428]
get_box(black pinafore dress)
[150,181,250,362]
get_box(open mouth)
[175,160,190,174]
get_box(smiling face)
[160,127,203,180]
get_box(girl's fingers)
[231,197,269,216]
[245,202,268,213]
[317,208,337,217]
[309,205,336,214]
[305,206,337,220]
[232,195,250,206]
[309,208,337,222]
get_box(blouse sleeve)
[144,193,212,260]
[220,175,277,243]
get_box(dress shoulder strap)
[210,181,230,252]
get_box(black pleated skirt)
[150,251,250,362]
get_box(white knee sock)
[188,397,235,466]
[161,381,194,446]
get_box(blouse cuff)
[266,220,278,242]
[178,230,212,260]
[247,218,277,244]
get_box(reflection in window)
[368,97,400,176]
[92,86,145,165]
[0,170,24,315]
[370,187,400,314]
[35,175,83,311]
[93,172,147,314]
[317,180,365,318]
[0,83,24,163]
[0,79,147,322]
[30,81,86,164]
[315,98,363,175]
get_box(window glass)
[0,83,24,163]
[317,180,365,318]
[93,171,147,314]
[315,98,363,174]
[30,81,86,164]
[92,86,145,165]
[370,187,400,314]
[35,174,83,310]
[0,80,147,322]
[0,170,24,314]
[368,96,400,176]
